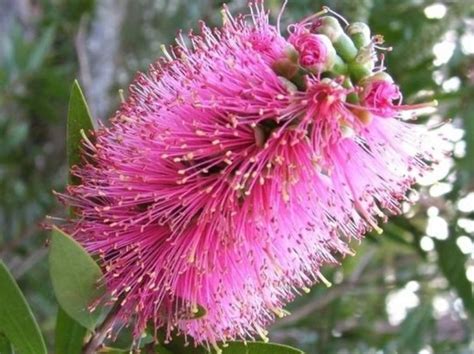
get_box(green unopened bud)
[315,16,343,42]
[347,22,371,49]
[350,54,392,84]
[331,55,347,75]
[354,45,375,71]
[315,16,358,62]
[349,62,372,83]
[342,77,359,104]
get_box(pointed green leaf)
[53,80,96,351]
[0,334,13,354]
[220,341,305,354]
[0,260,47,354]
[26,26,55,72]
[435,236,474,315]
[397,303,433,351]
[49,226,105,330]
[67,80,95,183]
[148,345,174,354]
[190,304,207,319]
[159,339,304,354]
[98,347,132,353]
[55,306,87,354]
[98,345,174,354]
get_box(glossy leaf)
[398,303,433,351]
[53,80,95,351]
[0,333,13,354]
[220,341,305,354]
[144,340,304,354]
[157,345,177,354]
[435,236,474,315]
[55,306,87,354]
[461,87,474,179]
[26,26,55,72]
[0,260,47,354]
[98,347,131,353]
[150,345,175,354]
[67,79,95,183]
[49,226,105,330]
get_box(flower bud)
[314,16,343,42]
[361,73,400,117]
[361,72,394,85]
[283,43,299,63]
[348,62,372,83]
[272,57,299,79]
[315,16,358,62]
[347,22,371,49]
[289,30,337,72]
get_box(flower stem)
[83,301,122,354]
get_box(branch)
[83,301,122,354]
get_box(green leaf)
[54,79,94,352]
[0,260,47,354]
[143,340,305,354]
[99,345,174,354]
[49,226,105,330]
[26,26,55,72]
[460,87,474,179]
[175,297,207,320]
[52,80,95,351]
[98,347,132,353]
[221,341,305,354]
[435,236,474,315]
[55,306,87,354]
[67,80,95,183]
[153,327,305,354]
[190,304,207,319]
[397,303,433,351]
[147,345,175,354]
[0,333,13,354]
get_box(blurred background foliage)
[0,0,474,353]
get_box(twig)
[11,248,48,279]
[273,252,426,329]
[83,301,122,354]
[273,283,354,328]
[0,205,62,257]
[273,249,378,328]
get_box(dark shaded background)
[1,0,474,352]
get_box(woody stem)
[83,300,122,354]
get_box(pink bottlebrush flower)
[56,1,444,351]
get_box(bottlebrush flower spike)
[55,1,444,351]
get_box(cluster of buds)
[273,7,412,131]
